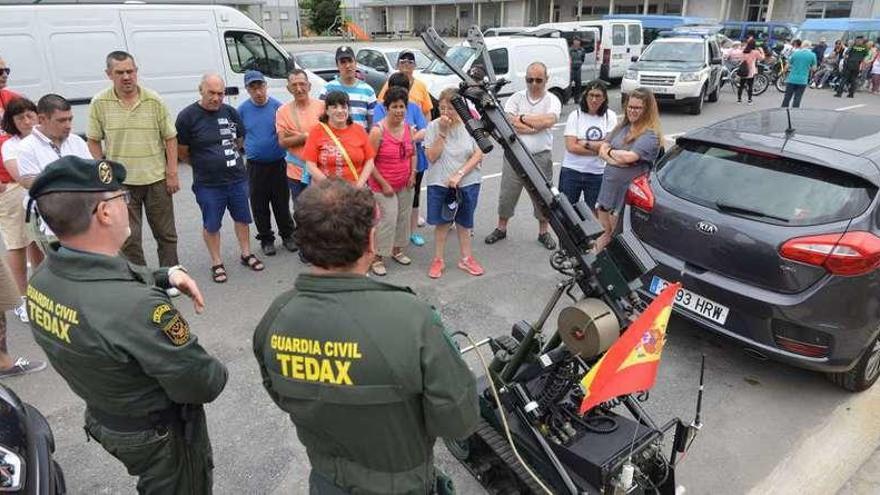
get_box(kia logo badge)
[697,221,717,235]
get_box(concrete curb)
[748,384,880,495]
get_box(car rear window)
[655,141,877,226]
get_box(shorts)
[192,180,252,233]
[0,184,30,250]
[426,183,480,229]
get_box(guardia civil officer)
[26,156,227,494]
[253,178,479,494]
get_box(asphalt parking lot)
[4,38,880,494]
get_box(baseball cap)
[244,70,266,86]
[397,50,416,62]
[336,46,355,62]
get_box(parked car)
[536,19,643,83]
[797,18,880,46]
[484,27,529,37]
[603,14,714,45]
[622,34,724,115]
[721,21,798,50]
[0,3,326,135]
[293,50,387,94]
[620,108,880,392]
[356,46,432,74]
[416,35,572,103]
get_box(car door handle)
[225,86,240,96]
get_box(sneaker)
[810,83,816,89]
[166,287,181,298]
[0,357,47,378]
[737,99,742,104]
[417,216,426,227]
[458,256,484,276]
[371,258,387,276]
[410,233,426,247]
[747,100,754,106]
[537,232,557,250]
[847,94,855,98]
[428,258,445,279]
[261,242,277,256]
[14,298,28,323]
[834,93,842,97]
[282,237,299,253]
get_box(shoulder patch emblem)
[151,303,190,346]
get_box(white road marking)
[420,162,560,191]
[834,104,865,112]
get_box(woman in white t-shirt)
[559,81,617,212]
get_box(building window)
[262,11,271,21]
[615,5,641,14]
[805,1,853,18]
[279,11,289,21]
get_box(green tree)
[302,0,341,35]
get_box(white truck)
[621,35,724,115]
[0,3,325,134]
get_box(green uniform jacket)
[27,247,228,416]
[253,274,479,495]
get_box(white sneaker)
[417,216,426,227]
[166,287,181,298]
[14,298,28,323]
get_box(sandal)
[240,254,265,272]
[484,228,507,245]
[211,264,228,283]
[391,251,412,265]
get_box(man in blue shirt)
[238,70,295,256]
[781,39,817,108]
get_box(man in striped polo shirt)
[320,46,376,129]
[87,51,180,282]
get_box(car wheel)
[707,81,720,102]
[827,333,880,392]
[549,87,567,105]
[689,88,705,115]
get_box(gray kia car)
[620,108,880,391]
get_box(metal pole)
[549,0,554,22]
[577,0,583,19]
[643,0,649,14]
[681,0,688,15]
[765,0,775,21]
[609,0,616,16]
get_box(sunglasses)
[0,68,10,76]
[525,77,545,84]
[398,59,415,65]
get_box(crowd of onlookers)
[721,34,880,107]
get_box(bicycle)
[727,61,770,97]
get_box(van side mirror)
[711,57,722,65]
[631,55,639,63]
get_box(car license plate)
[647,86,668,94]
[649,276,729,325]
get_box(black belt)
[88,404,182,433]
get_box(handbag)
[319,122,359,181]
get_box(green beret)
[29,156,127,199]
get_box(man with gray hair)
[485,61,560,250]
[176,74,264,284]
[87,51,181,280]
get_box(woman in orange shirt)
[301,91,375,188]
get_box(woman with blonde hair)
[594,88,662,252]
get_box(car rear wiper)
[715,201,790,222]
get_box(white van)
[415,36,571,104]
[537,20,643,83]
[0,4,325,135]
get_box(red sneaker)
[428,258,445,279]
[458,256,484,276]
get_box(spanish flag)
[578,283,680,415]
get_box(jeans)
[737,77,754,101]
[781,83,807,108]
[558,167,603,209]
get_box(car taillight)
[779,231,880,276]
[625,174,654,212]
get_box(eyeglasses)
[92,190,131,213]
[525,77,545,84]
[0,68,10,76]
[398,59,415,65]
[627,105,645,111]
